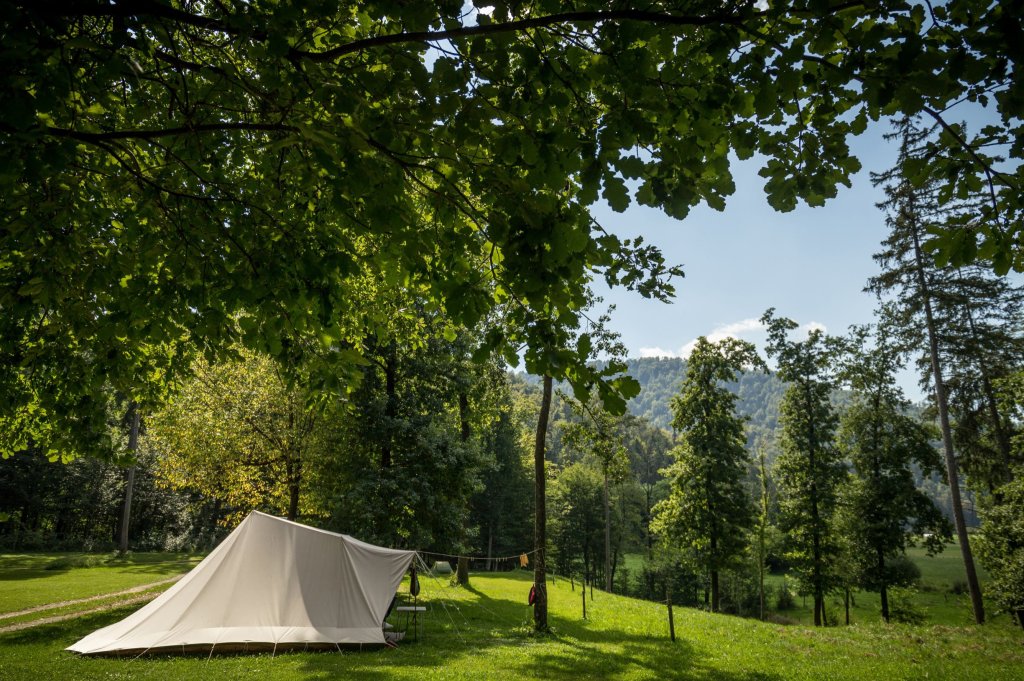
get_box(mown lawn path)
[0,575,181,633]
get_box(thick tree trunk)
[911,224,985,624]
[119,403,140,555]
[457,557,470,586]
[533,375,552,631]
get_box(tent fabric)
[67,511,416,655]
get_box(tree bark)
[911,222,985,624]
[457,556,470,586]
[119,402,140,555]
[533,375,552,631]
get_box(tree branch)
[43,121,297,142]
[290,9,752,62]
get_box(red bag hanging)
[528,585,537,605]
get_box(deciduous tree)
[4,1,1021,460]
[147,348,327,523]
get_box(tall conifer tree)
[865,117,1022,622]
[762,310,843,627]
[653,336,761,613]
[834,326,952,622]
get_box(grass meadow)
[1,551,1022,680]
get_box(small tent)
[68,511,417,655]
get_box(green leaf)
[602,175,631,212]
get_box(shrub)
[889,586,926,625]
[887,554,922,587]
[950,579,968,596]
[775,581,796,611]
[718,568,760,617]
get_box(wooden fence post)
[667,583,675,643]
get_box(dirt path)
[0,574,182,629]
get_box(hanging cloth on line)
[519,553,529,568]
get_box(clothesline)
[416,548,542,563]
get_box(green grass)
[0,552,201,614]
[0,563,1022,680]
[764,543,1010,628]
[622,543,1013,629]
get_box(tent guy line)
[417,548,540,563]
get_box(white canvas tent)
[68,511,417,655]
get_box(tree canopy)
[2,1,1021,457]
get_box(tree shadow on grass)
[0,579,784,681]
[0,557,197,582]
[293,578,786,681]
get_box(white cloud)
[799,321,827,336]
[636,318,830,360]
[705,318,764,342]
[677,318,764,358]
[638,346,680,358]
[670,317,827,359]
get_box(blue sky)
[590,121,919,392]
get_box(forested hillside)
[622,357,785,442]
[613,357,977,526]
